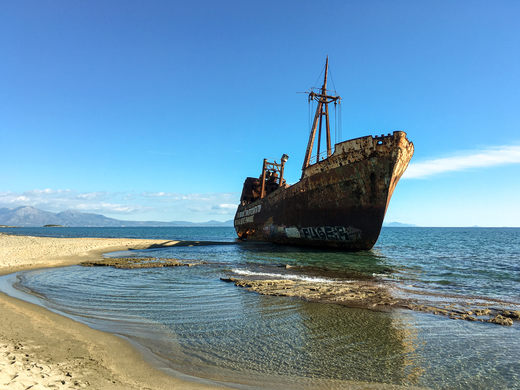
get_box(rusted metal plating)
[241,154,289,205]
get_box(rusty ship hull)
[234,131,414,250]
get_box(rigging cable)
[339,101,342,141]
[312,64,325,92]
[328,67,337,96]
[307,99,312,129]
[334,102,338,145]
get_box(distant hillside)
[383,222,417,227]
[0,206,233,227]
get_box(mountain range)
[0,206,233,227]
[0,206,417,228]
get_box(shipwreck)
[234,58,414,250]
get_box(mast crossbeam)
[301,57,342,175]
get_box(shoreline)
[0,233,223,389]
[4,233,515,389]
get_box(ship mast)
[302,57,341,173]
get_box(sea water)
[1,227,519,389]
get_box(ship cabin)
[239,154,289,206]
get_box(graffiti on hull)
[235,205,262,226]
[284,226,362,242]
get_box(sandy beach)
[0,233,221,389]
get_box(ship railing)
[311,148,334,164]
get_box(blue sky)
[1,1,519,226]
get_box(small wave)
[231,269,336,283]
[372,273,390,278]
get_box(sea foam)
[231,268,335,283]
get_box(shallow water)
[0,226,235,241]
[2,227,520,389]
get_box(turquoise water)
[2,227,519,389]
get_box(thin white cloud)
[9,195,30,203]
[0,189,239,221]
[28,188,54,194]
[404,145,520,179]
[141,192,235,202]
[212,203,237,210]
[144,191,170,197]
[75,192,106,200]
[74,202,141,214]
[141,192,204,200]
[0,190,142,215]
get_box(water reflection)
[254,297,424,386]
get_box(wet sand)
[0,233,221,390]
